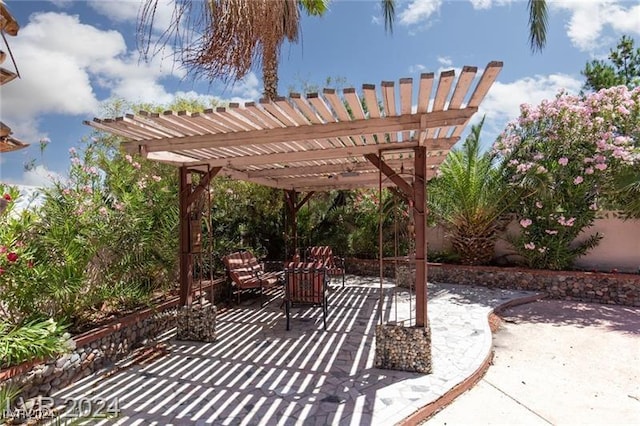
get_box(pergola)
[86,61,502,328]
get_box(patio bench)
[222,250,284,305]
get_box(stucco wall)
[428,213,640,273]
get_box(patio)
[50,276,540,425]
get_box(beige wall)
[427,214,640,273]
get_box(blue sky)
[1,0,639,187]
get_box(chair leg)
[342,272,345,288]
[322,302,327,330]
[285,300,291,331]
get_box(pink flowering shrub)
[494,86,640,270]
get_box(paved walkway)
[427,299,640,425]
[50,276,539,425]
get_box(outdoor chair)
[305,246,345,287]
[222,250,284,306]
[284,262,328,330]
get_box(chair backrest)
[307,246,335,268]
[223,250,263,285]
[285,261,325,305]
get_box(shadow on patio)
[51,277,540,425]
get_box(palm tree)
[139,0,393,101]
[139,0,546,101]
[428,119,516,265]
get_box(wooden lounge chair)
[284,262,328,330]
[306,246,345,287]
[222,250,283,305]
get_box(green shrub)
[0,318,72,369]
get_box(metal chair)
[284,262,328,330]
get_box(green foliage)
[582,35,640,92]
[0,318,72,369]
[495,87,640,270]
[210,178,285,266]
[428,119,516,265]
[0,383,21,421]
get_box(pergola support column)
[414,146,428,327]
[177,166,219,343]
[179,166,193,307]
[374,146,432,374]
[284,190,315,260]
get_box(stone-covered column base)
[176,301,217,342]
[375,324,432,373]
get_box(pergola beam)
[176,137,458,169]
[121,109,475,154]
[364,153,414,200]
[246,155,447,179]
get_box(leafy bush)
[494,86,640,270]
[0,318,72,369]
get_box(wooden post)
[285,190,299,259]
[414,146,428,327]
[179,166,193,306]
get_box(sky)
[0,0,639,187]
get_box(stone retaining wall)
[346,258,640,307]
[1,306,177,403]
[429,263,639,306]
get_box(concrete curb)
[399,292,547,425]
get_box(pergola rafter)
[86,61,503,328]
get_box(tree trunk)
[262,41,279,101]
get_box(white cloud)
[437,56,453,67]
[468,0,512,10]
[229,72,262,101]
[551,1,640,51]
[1,11,187,140]
[477,73,583,134]
[409,64,427,73]
[49,0,74,8]
[88,0,175,31]
[399,0,442,26]
[18,165,62,187]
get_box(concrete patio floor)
[49,276,540,425]
[427,299,640,425]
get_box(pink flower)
[3,193,11,201]
[125,154,133,163]
[152,175,161,182]
[524,242,536,250]
[7,252,18,262]
[558,157,569,166]
[99,207,108,215]
[132,162,141,170]
[0,246,6,253]
[545,229,558,235]
[538,247,547,253]
[595,163,607,171]
[535,201,543,209]
[585,167,594,175]
[519,218,533,228]
[574,176,584,185]
[27,261,34,269]
[589,203,598,211]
